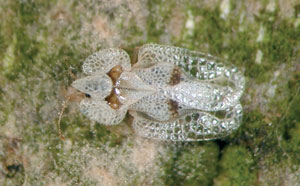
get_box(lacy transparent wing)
[129,93,192,122]
[80,99,128,125]
[164,81,237,111]
[131,63,182,88]
[82,48,131,75]
[131,103,243,141]
[135,44,245,103]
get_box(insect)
[71,44,245,141]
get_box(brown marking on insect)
[105,88,123,110]
[106,65,125,109]
[107,65,123,85]
[168,99,179,118]
[169,66,181,86]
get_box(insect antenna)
[57,96,71,141]
[56,68,79,141]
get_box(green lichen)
[162,142,219,186]
[214,146,256,186]
[280,73,300,165]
